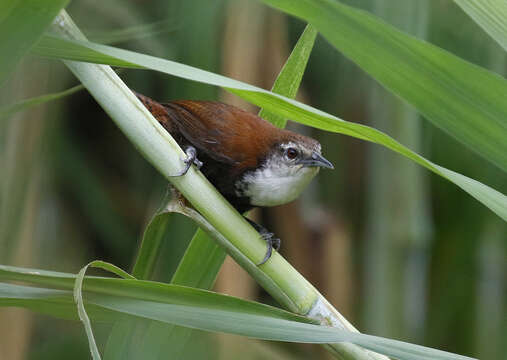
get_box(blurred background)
[0,0,505,359]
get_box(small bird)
[136,92,333,264]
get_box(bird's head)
[238,132,333,207]
[272,134,333,172]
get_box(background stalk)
[362,0,432,341]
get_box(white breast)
[237,164,319,207]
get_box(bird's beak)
[297,151,334,169]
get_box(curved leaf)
[31,35,507,220]
[260,0,507,172]
[0,265,476,360]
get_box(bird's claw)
[193,157,203,170]
[243,217,281,266]
[257,232,281,266]
[272,237,281,251]
[169,146,202,177]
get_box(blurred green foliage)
[0,0,505,360]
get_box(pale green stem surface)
[163,192,388,360]
[51,10,387,360]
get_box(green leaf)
[74,261,135,360]
[86,260,136,280]
[258,24,318,128]
[0,84,83,119]
[260,0,507,172]
[0,1,69,85]
[168,22,318,292]
[0,265,476,360]
[123,189,225,359]
[75,263,103,360]
[171,228,226,287]
[454,0,507,51]
[131,24,319,359]
[0,265,314,324]
[34,34,141,67]
[131,211,176,280]
[126,217,225,360]
[0,283,124,322]
[30,35,507,220]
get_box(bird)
[135,92,334,265]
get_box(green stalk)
[51,10,387,360]
[163,194,387,360]
[363,0,432,340]
[129,23,321,360]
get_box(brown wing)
[135,92,175,133]
[164,100,279,170]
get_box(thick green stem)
[164,192,388,360]
[50,10,388,360]
[51,8,314,315]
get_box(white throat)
[236,161,319,207]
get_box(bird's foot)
[258,232,281,265]
[244,217,281,265]
[169,146,203,177]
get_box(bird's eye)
[286,147,298,160]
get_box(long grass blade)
[258,24,318,128]
[453,0,507,51]
[260,0,507,172]
[0,265,476,360]
[130,23,319,359]
[31,35,507,220]
[74,261,136,359]
[0,84,83,119]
